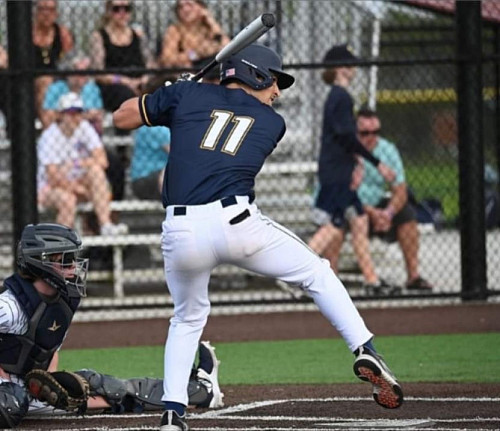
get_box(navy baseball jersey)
[139,81,286,207]
[318,85,378,185]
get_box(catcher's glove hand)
[25,369,90,412]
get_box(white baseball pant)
[161,195,373,405]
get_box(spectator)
[130,124,170,201]
[37,92,128,236]
[325,108,433,291]
[90,0,156,113]
[33,0,74,126]
[42,53,126,201]
[307,44,395,291]
[42,54,104,132]
[159,0,229,70]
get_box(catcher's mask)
[220,43,295,90]
[16,223,89,297]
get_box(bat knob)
[261,13,275,28]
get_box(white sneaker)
[197,341,224,408]
[159,410,189,431]
[353,346,403,409]
[100,223,129,236]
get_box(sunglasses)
[358,128,381,137]
[111,4,132,13]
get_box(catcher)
[0,223,223,428]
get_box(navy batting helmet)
[220,44,294,90]
[16,223,89,297]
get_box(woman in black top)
[90,0,155,112]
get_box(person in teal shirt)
[130,125,170,200]
[357,137,405,208]
[43,75,102,110]
[42,55,103,132]
[326,108,433,291]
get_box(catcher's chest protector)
[0,274,80,375]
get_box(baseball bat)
[191,13,275,82]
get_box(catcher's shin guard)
[75,369,163,413]
[0,382,29,428]
[75,369,219,413]
[188,375,211,407]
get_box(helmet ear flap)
[252,68,270,87]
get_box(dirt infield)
[19,303,500,430]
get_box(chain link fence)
[0,0,498,307]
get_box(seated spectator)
[43,54,103,132]
[324,108,433,291]
[37,92,128,236]
[33,0,74,127]
[159,0,229,70]
[90,0,156,113]
[130,125,170,201]
[42,53,126,201]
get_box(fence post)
[7,0,38,257]
[456,1,487,300]
[495,27,500,198]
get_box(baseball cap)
[57,92,84,112]
[323,44,359,64]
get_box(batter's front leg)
[237,215,373,352]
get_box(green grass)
[59,333,500,384]
[405,162,459,223]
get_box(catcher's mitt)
[25,369,90,412]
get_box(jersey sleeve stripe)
[139,94,152,126]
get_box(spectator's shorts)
[313,183,364,228]
[131,171,163,201]
[373,198,417,242]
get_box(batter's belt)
[173,195,246,216]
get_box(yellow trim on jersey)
[141,94,152,126]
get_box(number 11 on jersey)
[201,110,255,155]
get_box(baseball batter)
[113,44,403,431]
